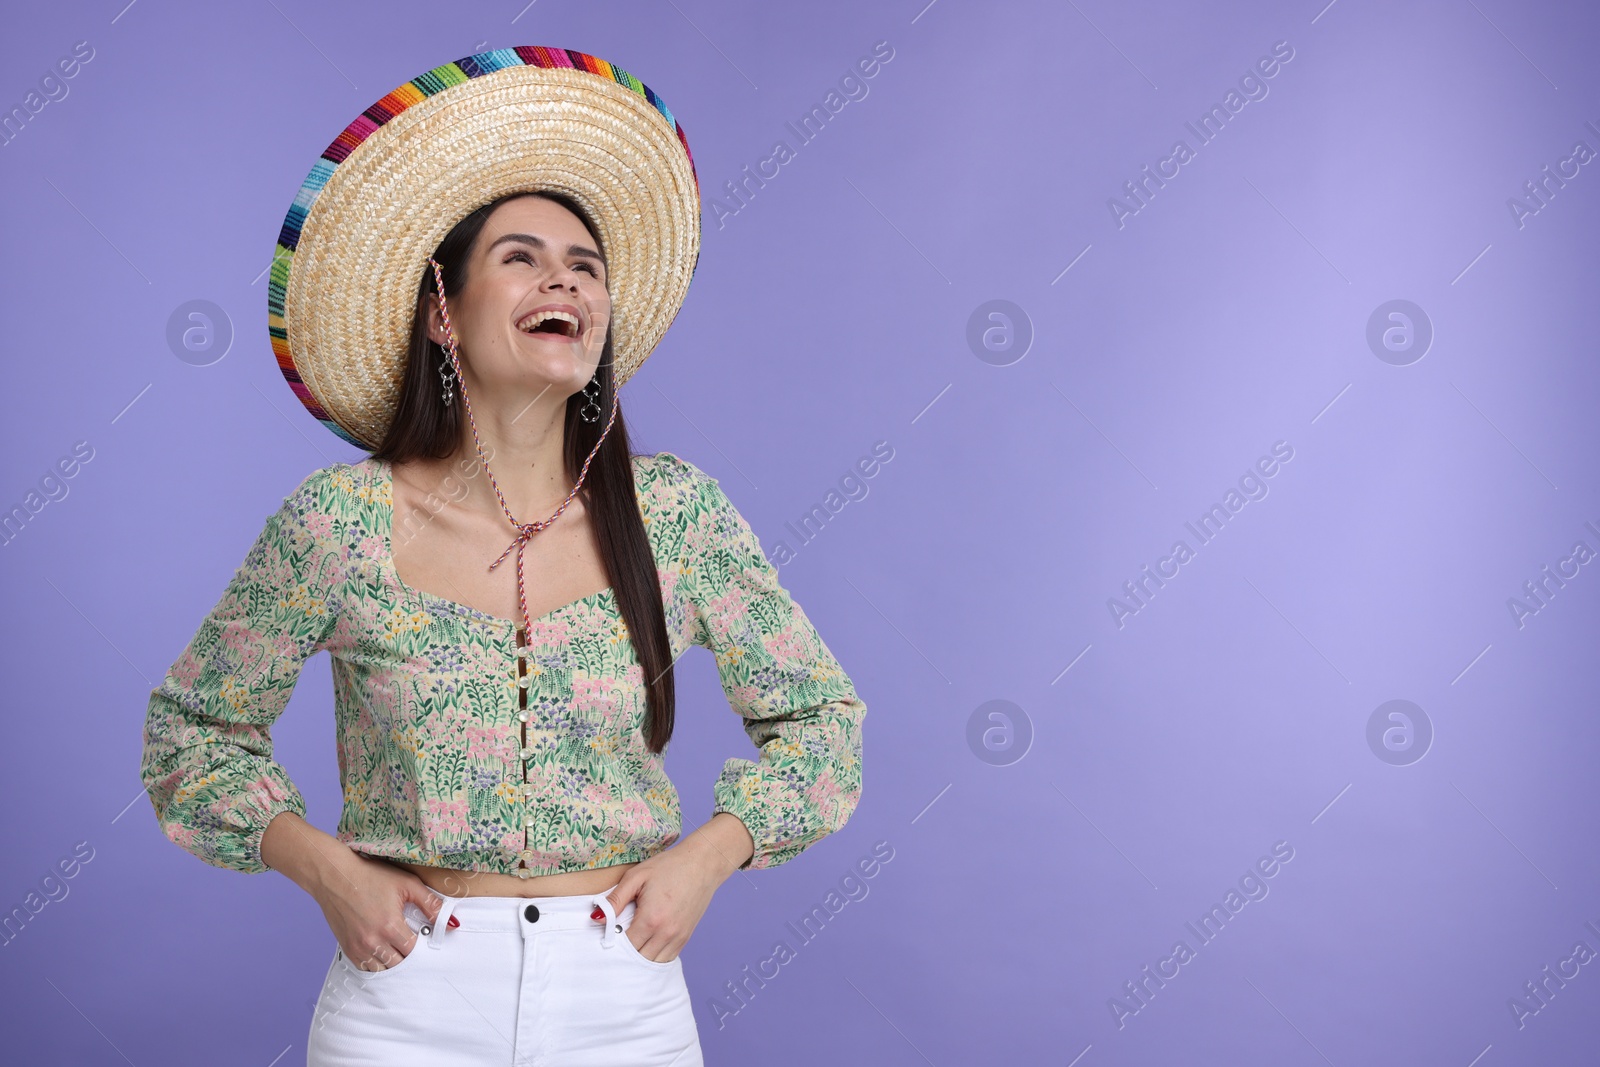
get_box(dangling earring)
[579,375,602,423]
[438,350,458,406]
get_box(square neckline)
[367,456,616,632]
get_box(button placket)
[515,626,534,880]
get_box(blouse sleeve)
[139,469,342,875]
[674,457,867,871]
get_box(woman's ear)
[424,293,450,348]
[581,301,613,365]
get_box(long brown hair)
[370,190,677,753]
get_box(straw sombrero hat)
[268,46,702,450]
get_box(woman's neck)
[447,405,575,521]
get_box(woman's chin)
[495,349,582,381]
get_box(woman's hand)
[605,813,755,963]
[262,812,445,972]
[313,850,444,972]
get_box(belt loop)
[591,890,618,948]
[427,895,461,950]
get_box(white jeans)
[305,888,703,1066]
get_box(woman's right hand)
[313,850,445,972]
[259,812,447,971]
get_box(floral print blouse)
[140,452,865,878]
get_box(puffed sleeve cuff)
[145,757,308,875]
[711,694,866,870]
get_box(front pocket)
[613,922,681,971]
[338,934,433,980]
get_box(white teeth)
[517,310,581,336]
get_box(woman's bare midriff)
[384,858,639,899]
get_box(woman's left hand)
[604,812,755,963]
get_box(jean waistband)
[423,889,636,944]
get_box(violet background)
[2,1,1598,1064]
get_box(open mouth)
[516,310,583,339]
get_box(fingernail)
[448,915,460,928]
[590,905,605,922]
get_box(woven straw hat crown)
[268,46,702,450]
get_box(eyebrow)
[485,232,605,265]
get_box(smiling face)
[426,193,612,406]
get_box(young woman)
[140,48,866,1066]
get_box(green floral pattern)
[140,452,865,876]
